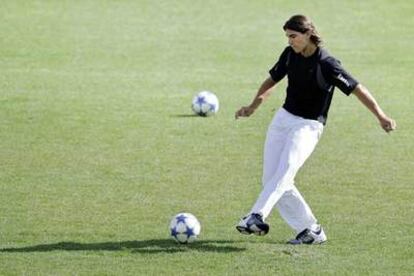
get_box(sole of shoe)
[236,226,253,235]
[249,223,269,236]
[287,238,327,245]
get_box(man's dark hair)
[283,15,322,46]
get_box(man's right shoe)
[236,213,269,236]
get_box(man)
[235,15,396,244]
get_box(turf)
[1,0,413,275]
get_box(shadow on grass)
[170,114,200,118]
[0,239,246,254]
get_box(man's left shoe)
[287,226,327,245]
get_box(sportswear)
[287,226,327,244]
[269,46,358,124]
[236,213,269,235]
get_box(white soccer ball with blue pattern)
[170,212,201,244]
[191,91,219,117]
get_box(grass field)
[1,0,413,275]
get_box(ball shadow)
[0,239,246,254]
[170,114,200,118]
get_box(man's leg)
[236,109,288,235]
[276,185,318,233]
[250,122,323,219]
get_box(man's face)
[285,29,311,53]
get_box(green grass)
[1,0,413,275]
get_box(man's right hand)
[235,106,256,119]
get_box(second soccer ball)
[191,91,219,117]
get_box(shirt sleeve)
[268,47,290,83]
[322,57,359,95]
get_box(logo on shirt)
[336,74,350,87]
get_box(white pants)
[250,108,324,233]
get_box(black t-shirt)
[269,46,358,124]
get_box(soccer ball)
[191,91,219,117]
[170,212,201,244]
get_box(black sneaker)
[287,226,327,245]
[236,213,269,236]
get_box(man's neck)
[301,44,317,57]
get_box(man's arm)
[235,76,276,119]
[352,84,396,132]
